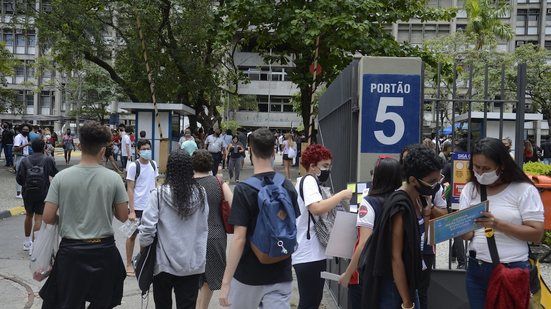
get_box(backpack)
[23,157,48,203]
[134,160,156,182]
[287,147,297,159]
[243,173,298,264]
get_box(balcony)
[238,80,298,96]
[232,111,302,129]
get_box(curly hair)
[79,121,111,155]
[164,150,205,218]
[402,144,443,182]
[192,149,213,173]
[300,144,332,170]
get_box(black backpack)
[134,160,156,182]
[23,157,47,203]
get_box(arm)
[127,180,136,221]
[43,202,59,224]
[476,213,544,243]
[113,202,128,223]
[390,213,414,308]
[308,189,353,216]
[138,191,160,247]
[222,182,233,207]
[108,155,122,173]
[16,160,25,186]
[219,225,247,307]
[339,226,372,287]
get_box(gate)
[317,58,530,308]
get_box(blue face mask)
[140,149,152,160]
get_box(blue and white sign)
[361,74,421,153]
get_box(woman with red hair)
[292,144,353,309]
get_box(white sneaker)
[28,243,33,256]
[16,194,22,199]
[23,241,32,251]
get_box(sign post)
[357,57,423,180]
[451,152,471,209]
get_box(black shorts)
[283,154,293,161]
[23,197,44,215]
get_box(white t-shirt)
[121,133,131,157]
[459,181,544,263]
[292,176,327,265]
[126,160,159,211]
[14,133,29,156]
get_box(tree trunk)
[300,85,313,141]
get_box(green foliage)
[220,120,240,134]
[523,162,551,177]
[543,231,551,248]
[65,62,120,124]
[465,0,513,50]
[221,0,456,137]
[35,0,241,130]
[0,41,18,114]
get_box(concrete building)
[3,1,551,131]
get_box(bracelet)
[401,303,415,309]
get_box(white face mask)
[475,170,500,185]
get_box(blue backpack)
[243,173,298,264]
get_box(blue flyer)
[428,201,488,245]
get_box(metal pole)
[452,63,457,147]
[435,63,441,151]
[308,37,320,143]
[515,63,527,165]
[136,15,163,139]
[483,64,488,138]
[499,64,505,140]
[467,65,473,152]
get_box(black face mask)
[416,181,440,197]
[21,131,29,137]
[318,169,331,183]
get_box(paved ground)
[0,150,337,309]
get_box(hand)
[338,272,352,288]
[128,211,137,222]
[475,211,498,229]
[339,189,353,201]
[219,283,231,307]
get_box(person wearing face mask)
[293,144,353,309]
[361,146,443,309]
[62,128,75,165]
[459,137,544,309]
[14,124,31,199]
[124,139,159,276]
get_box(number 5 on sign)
[374,97,405,145]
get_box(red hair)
[300,144,332,170]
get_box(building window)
[2,0,13,14]
[40,90,52,108]
[517,9,540,36]
[256,95,292,113]
[239,66,291,82]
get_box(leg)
[418,254,435,309]
[64,150,68,163]
[259,281,292,309]
[465,256,491,309]
[153,272,174,309]
[24,213,33,238]
[15,155,22,195]
[284,160,290,179]
[196,283,214,309]
[67,150,72,163]
[32,214,42,240]
[228,158,234,180]
[347,284,362,309]
[125,234,137,273]
[235,158,242,181]
[293,260,326,309]
[228,278,263,309]
[173,273,200,309]
[453,237,466,268]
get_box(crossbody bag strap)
[481,185,500,265]
[299,174,321,240]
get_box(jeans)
[153,272,200,309]
[544,158,551,165]
[210,152,222,176]
[121,156,128,170]
[293,260,327,309]
[3,143,13,166]
[378,278,420,309]
[452,237,466,265]
[465,256,530,309]
[348,283,362,309]
[229,279,291,309]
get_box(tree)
[221,0,456,139]
[34,0,242,130]
[465,0,513,50]
[65,63,120,124]
[0,41,18,114]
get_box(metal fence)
[317,58,528,308]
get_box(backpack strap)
[481,185,500,265]
[299,174,323,240]
[150,160,156,171]
[133,162,141,182]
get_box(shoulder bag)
[216,176,234,234]
[132,190,160,295]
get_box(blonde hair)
[285,133,295,148]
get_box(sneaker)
[456,263,466,270]
[28,244,33,256]
[23,241,32,251]
[16,194,22,199]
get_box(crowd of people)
[6,119,546,309]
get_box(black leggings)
[293,260,327,309]
[153,272,200,309]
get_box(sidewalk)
[0,150,338,309]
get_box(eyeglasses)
[417,174,444,189]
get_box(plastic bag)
[30,223,59,281]
[119,220,139,238]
